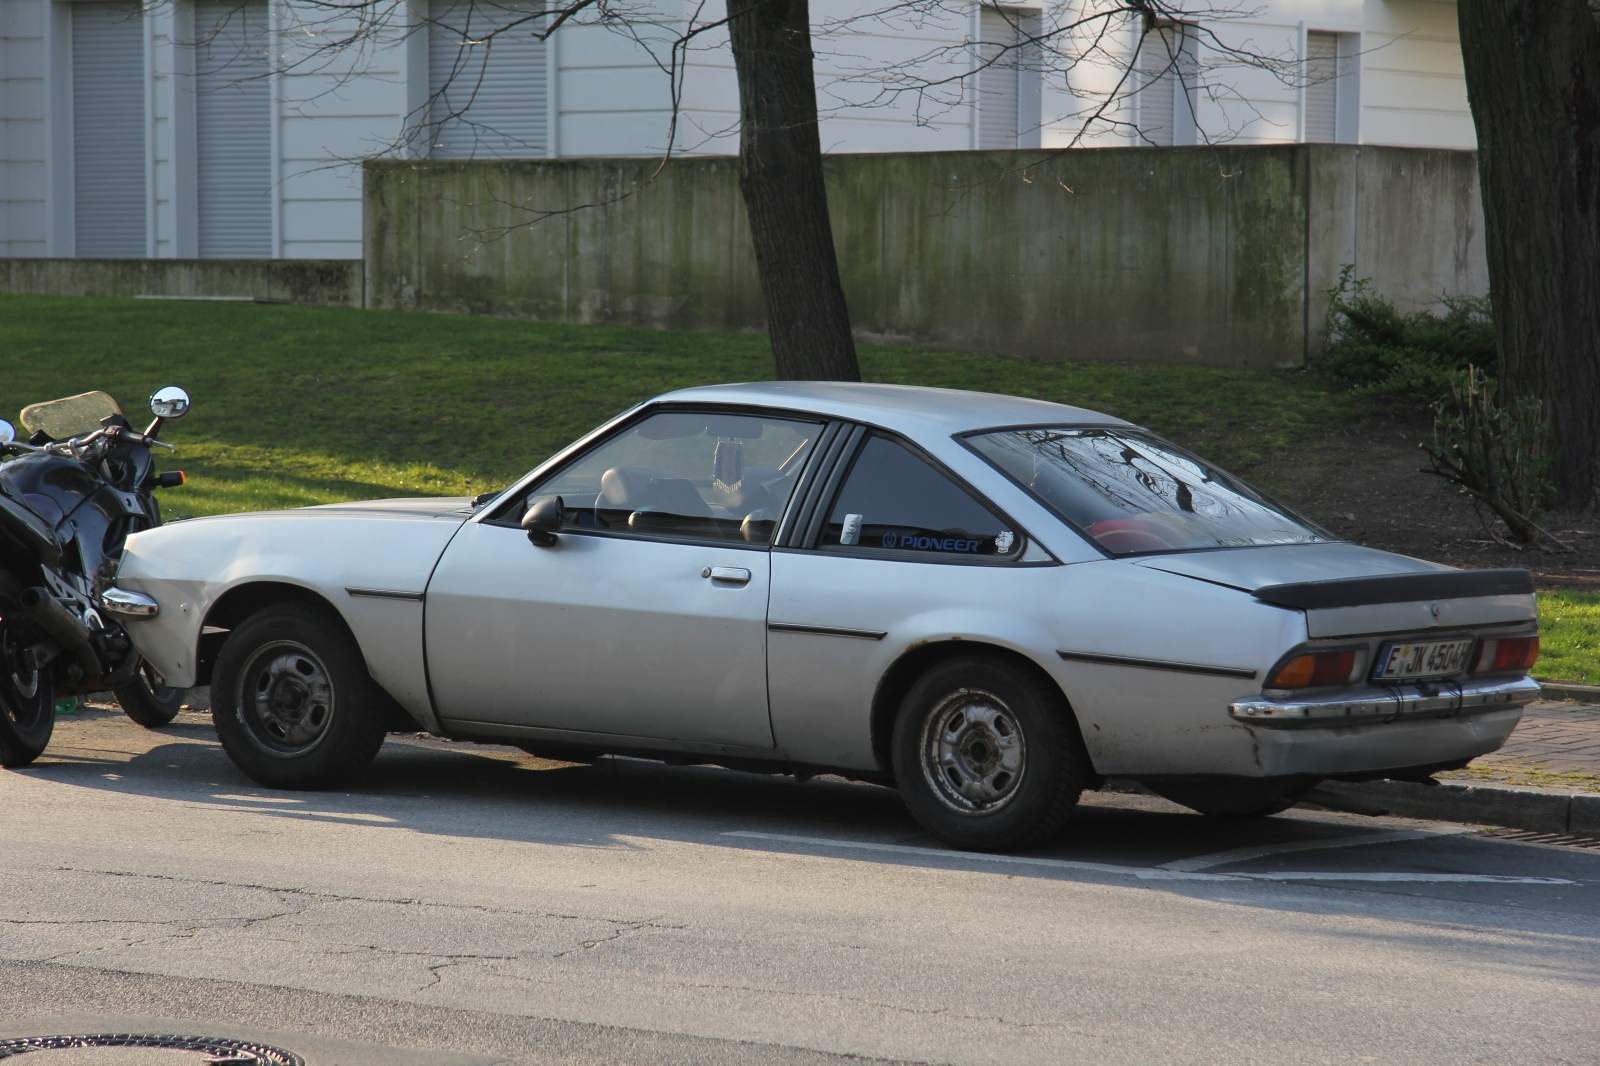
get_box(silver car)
[111,383,1541,849]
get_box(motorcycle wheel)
[0,571,55,766]
[114,659,186,728]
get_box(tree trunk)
[1458,0,1600,510]
[726,0,860,381]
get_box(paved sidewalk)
[1441,700,1600,791]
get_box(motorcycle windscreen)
[20,391,123,440]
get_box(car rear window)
[820,434,1023,559]
[965,426,1327,556]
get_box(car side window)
[509,410,822,545]
[819,435,1023,560]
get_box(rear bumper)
[1229,675,1540,727]
[1227,676,1537,778]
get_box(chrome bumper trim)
[1229,676,1541,728]
[101,587,160,619]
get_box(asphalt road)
[0,706,1596,1066]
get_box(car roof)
[649,382,1130,437]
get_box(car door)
[425,407,823,748]
[766,432,1039,770]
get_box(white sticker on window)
[995,530,1015,554]
[841,513,863,546]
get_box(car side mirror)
[521,495,564,547]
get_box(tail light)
[1471,635,1539,674]
[1266,648,1366,690]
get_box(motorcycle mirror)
[149,386,191,420]
[0,420,14,445]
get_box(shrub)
[1317,266,1496,405]
[1423,366,1555,545]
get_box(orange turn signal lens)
[1268,650,1360,689]
[1471,635,1539,674]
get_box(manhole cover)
[0,1036,303,1066]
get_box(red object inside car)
[1086,518,1177,553]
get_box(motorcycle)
[0,386,192,765]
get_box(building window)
[1135,21,1196,147]
[72,2,146,257]
[977,6,1040,151]
[194,0,272,257]
[1303,31,1357,144]
[426,0,549,159]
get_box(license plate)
[1372,638,1474,681]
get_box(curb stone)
[1537,681,1600,702]
[1317,778,1600,836]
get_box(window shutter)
[977,8,1019,150]
[72,2,146,258]
[1303,32,1338,144]
[1136,25,1180,147]
[194,0,273,258]
[427,0,548,159]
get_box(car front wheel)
[892,655,1090,851]
[211,604,387,789]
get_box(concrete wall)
[0,258,363,305]
[366,144,1486,367]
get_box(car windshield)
[966,426,1328,556]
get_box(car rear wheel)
[892,655,1090,851]
[114,660,186,728]
[211,604,387,789]
[0,571,54,766]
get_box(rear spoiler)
[1252,568,1534,611]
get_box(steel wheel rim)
[236,640,335,757]
[919,687,1027,815]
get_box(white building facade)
[0,0,1475,261]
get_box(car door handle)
[702,566,751,585]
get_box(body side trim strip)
[1056,649,1258,680]
[345,587,425,601]
[769,622,888,641]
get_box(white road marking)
[720,831,1575,885]
[1158,828,1476,872]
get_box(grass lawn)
[1533,591,1600,685]
[3,293,1593,683]
[0,294,1331,516]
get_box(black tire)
[892,655,1090,851]
[0,571,55,766]
[211,604,387,789]
[114,659,186,728]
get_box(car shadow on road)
[17,713,1600,943]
